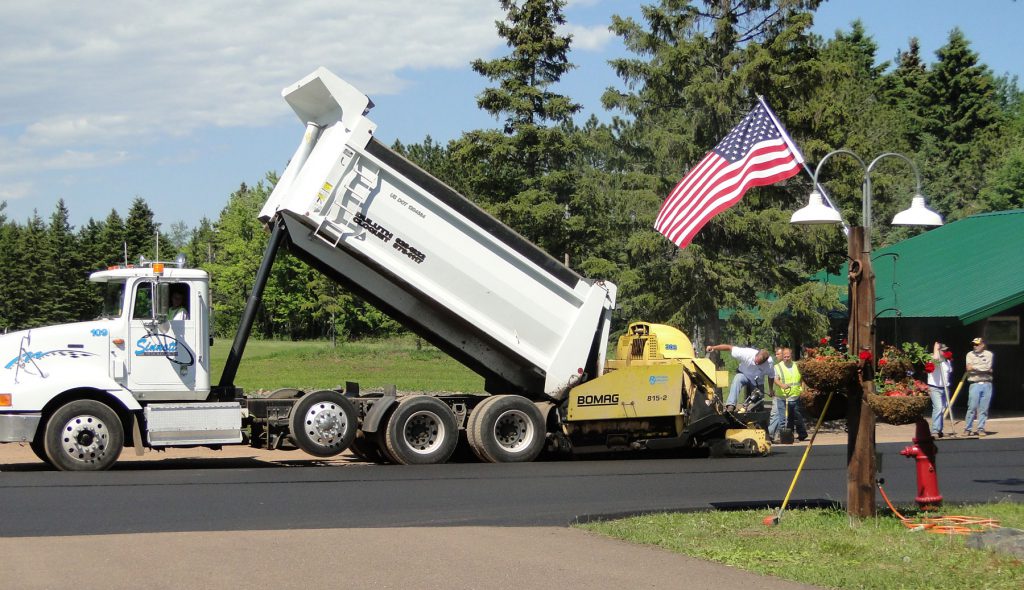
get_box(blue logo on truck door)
[134,335,178,357]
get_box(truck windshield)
[100,281,126,318]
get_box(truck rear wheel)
[467,395,544,463]
[43,400,124,471]
[289,390,357,457]
[384,396,458,465]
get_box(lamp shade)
[892,195,943,226]
[790,191,843,225]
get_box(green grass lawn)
[209,336,485,394]
[581,502,1024,589]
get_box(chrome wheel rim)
[402,410,446,455]
[302,402,349,450]
[58,414,111,464]
[493,409,534,453]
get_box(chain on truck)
[0,68,769,471]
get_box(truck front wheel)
[467,395,544,463]
[384,395,458,465]
[289,390,357,457]
[43,400,124,471]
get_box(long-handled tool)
[763,391,834,526]
[943,373,968,428]
[940,369,956,436]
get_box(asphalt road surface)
[2,437,1021,538]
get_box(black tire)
[43,400,124,471]
[30,436,52,466]
[467,395,545,463]
[288,390,357,457]
[383,396,458,465]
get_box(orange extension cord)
[876,481,1001,535]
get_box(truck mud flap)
[359,395,397,434]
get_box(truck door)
[126,280,199,399]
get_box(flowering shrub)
[874,341,937,398]
[877,378,930,397]
[877,342,929,380]
[799,336,858,395]
[804,336,854,362]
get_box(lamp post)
[791,149,942,517]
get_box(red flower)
[925,361,936,373]
[820,337,829,345]
[878,358,888,366]
[841,338,848,346]
[943,351,953,360]
[858,350,872,361]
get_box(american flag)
[655,99,803,249]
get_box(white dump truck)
[0,68,764,470]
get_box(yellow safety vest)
[777,362,802,398]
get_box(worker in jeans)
[770,347,808,442]
[964,337,995,437]
[705,343,774,411]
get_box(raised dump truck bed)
[258,68,616,401]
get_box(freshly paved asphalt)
[1,421,1021,590]
[1,437,1021,538]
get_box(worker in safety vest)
[770,347,807,442]
[168,288,189,321]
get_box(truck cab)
[90,262,211,400]
[0,258,221,470]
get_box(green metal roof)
[814,210,1024,324]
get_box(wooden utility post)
[846,227,877,517]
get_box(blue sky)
[1,0,1020,231]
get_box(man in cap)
[964,337,994,436]
[926,342,953,437]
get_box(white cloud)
[562,23,613,51]
[0,0,504,166]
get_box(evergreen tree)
[0,202,15,331]
[14,213,53,328]
[98,209,127,266]
[77,217,108,317]
[45,199,85,323]
[123,197,173,261]
[882,37,929,151]
[451,0,581,257]
[921,28,1004,218]
[600,0,837,345]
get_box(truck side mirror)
[154,282,171,322]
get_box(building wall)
[875,303,1023,412]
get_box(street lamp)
[790,149,942,517]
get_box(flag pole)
[758,96,850,235]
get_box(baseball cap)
[971,337,984,345]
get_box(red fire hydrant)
[900,418,943,509]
